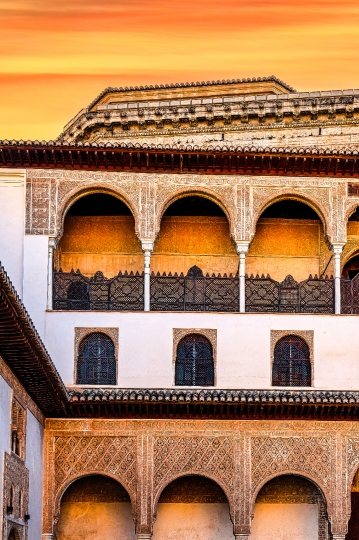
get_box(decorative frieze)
[42,419,359,537]
[2,452,29,540]
[25,168,353,246]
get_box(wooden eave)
[1,142,359,178]
[67,388,359,420]
[0,265,68,415]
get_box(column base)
[42,535,54,540]
[136,534,152,540]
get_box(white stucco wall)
[25,411,44,540]
[0,374,11,515]
[0,169,25,297]
[250,503,318,540]
[43,310,359,390]
[12,220,359,392]
[23,235,49,341]
[152,503,234,540]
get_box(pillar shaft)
[331,243,345,315]
[235,241,250,313]
[46,238,56,311]
[141,241,154,312]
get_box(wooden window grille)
[77,332,116,385]
[272,335,311,387]
[175,334,214,386]
[11,400,25,459]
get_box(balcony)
[52,266,347,313]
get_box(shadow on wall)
[153,475,233,540]
[56,475,135,540]
[250,475,329,540]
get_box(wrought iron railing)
[245,274,334,313]
[341,273,359,314]
[53,270,144,311]
[53,268,337,313]
[150,265,239,312]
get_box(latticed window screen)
[77,332,116,385]
[175,334,214,386]
[272,335,311,387]
[11,399,25,459]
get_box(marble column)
[46,237,56,310]
[235,241,250,313]
[141,241,154,312]
[331,242,345,314]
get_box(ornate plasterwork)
[270,330,314,386]
[2,452,29,540]
[25,169,352,246]
[172,328,217,385]
[73,327,119,386]
[42,419,359,538]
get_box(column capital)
[42,535,54,540]
[331,242,345,254]
[235,240,250,256]
[141,240,155,253]
[48,236,57,249]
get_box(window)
[77,332,116,385]
[272,335,311,387]
[175,334,214,386]
[11,399,25,459]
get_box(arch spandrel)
[153,186,237,244]
[56,184,142,242]
[344,199,359,224]
[54,471,137,527]
[249,188,335,244]
[152,473,235,524]
[250,471,332,518]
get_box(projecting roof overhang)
[0,264,68,415]
[1,141,359,178]
[67,387,359,420]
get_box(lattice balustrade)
[246,274,334,314]
[150,266,239,312]
[53,269,339,313]
[341,274,359,314]
[53,269,144,311]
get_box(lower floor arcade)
[42,419,359,540]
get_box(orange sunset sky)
[1,0,359,140]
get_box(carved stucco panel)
[54,435,137,505]
[2,451,29,540]
[26,169,351,248]
[152,435,235,514]
[152,178,238,241]
[249,184,334,243]
[250,433,333,514]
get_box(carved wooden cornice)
[1,141,359,178]
[0,263,67,415]
[66,387,359,420]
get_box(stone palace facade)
[2,76,359,540]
